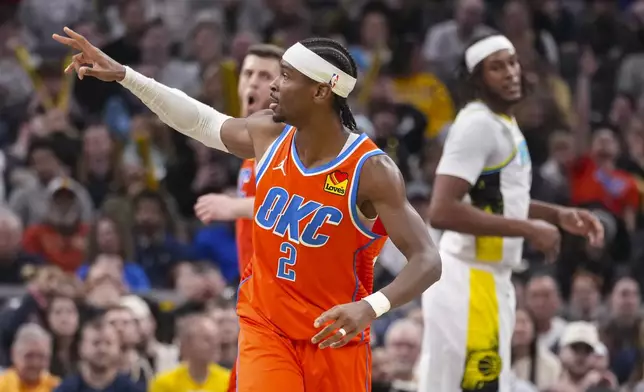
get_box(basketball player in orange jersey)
[194,44,284,277]
[54,28,442,392]
[192,44,283,392]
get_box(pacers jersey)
[237,125,387,342]
[236,159,256,274]
[436,101,532,271]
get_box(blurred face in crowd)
[140,24,170,62]
[193,24,223,66]
[134,197,165,234]
[0,213,22,259]
[371,347,391,383]
[570,275,600,315]
[455,0,485,31]
[372,109,398,139]
[80,325,121,372]
[104,308,140,348]
[83,125,113,162]
[384,320,422,379]
[47,190,82,230]
[502,0,531,35]
[30,148,61,184]
[85,278,123,309]
[560,342,595,379]
[47,296,79,338]
[526,276,561,323]
[609,95,635,128]
[120,0,146,34]
[12,337,51,384]
[231,32,259,66]
[548,131,575,166]
[610,277,641,321]
[238,54,281,117]
[96,218,122,255]
[512,309,535,348]
[591,128,620,162]
[360,11,389,49]
[210,306,239,344]
[181,317,220,364]
[479,49,522,105]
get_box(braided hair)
[300,38,359,131]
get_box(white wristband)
[363,291,391,318]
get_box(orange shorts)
[236,316,371,392]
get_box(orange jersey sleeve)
[237,126,388,343]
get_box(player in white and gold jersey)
[418,34,604,392]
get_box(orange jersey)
[236,159,256,274]
[237,125,387,342]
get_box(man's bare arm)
[360,155,441,308]
[429,175,534,237]
[52,27,282,160]
[529,200,563,225]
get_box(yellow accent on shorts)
[475,206,503,262]
[461,269,502,391]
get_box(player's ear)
[313,83,333,103]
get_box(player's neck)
[479,97,513,118]
[293,115,348,167]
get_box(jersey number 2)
[276,242,297,281]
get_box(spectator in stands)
[348,1,392,74]
[0,205,41,284]
[602,276,642,384]
[422,0,493,83]
[131,190,194,288]
[83,264,125,312]
[103,306,152,388]
[149,314,229,392]
[174,262,227,315]
[118,295,178,374]
[55,319,143,392]
[564,272,603,322]
[383,318,421,392]
[139,19,200,98]
[190,13,224,75]
[553,322,614,391]
[45,296,79,377]
[0,266,71,365]
[209,302,237,369]
[535,130,575,205]
[526,273,568,351]
[390,36,454,140]
[9,138,93,226]
[0,323,59,392]
[79,254,149,294]
[511,308,562,390]
[77,124,123,208]
[372,347,392,392]
[22,177,90,272]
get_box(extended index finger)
[52,34,82,51]
[62,27,96,52]
[314,306,340,328]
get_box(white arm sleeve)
[118,66,231,151]
[436,112,498,186]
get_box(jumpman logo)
[273,158,286,175]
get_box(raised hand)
[52,27,126,82]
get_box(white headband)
[282,42,357,98]
[465,35,516,73]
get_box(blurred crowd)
[4,0,644,391]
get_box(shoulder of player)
[452,107,502,133]
[357,153,405,201]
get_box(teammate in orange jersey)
[194,44,284,277]
[193,44,283,392]
[54,29,442,392]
